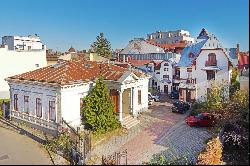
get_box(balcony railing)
[205,60,217,67]
[173,75,180,80]
[186,78,196,84]
[11,110,59,130]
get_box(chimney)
[237,43,240,52]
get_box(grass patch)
[91,127,127,147]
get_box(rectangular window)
[24,96,29,113]
[49,101,56,121]
[138,90,141,105]
[36,98,42,117]
[164,68,166,71]
[14,94,18,111]
[163,75,169,79]
[207,71,215,80]
[156,72,160,74]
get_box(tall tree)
[90,33,112,58]
[81,77,120,134]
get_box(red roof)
[145,41,187,50]
[8,60,143,85]
[128,60,151,66]
[115,63,129,69]
[238,52,249,69]
[68,46,76,53]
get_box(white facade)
[138,60,174,94]
[0,45,47,98]
[177,49,232,102]
[7,72,150,132]
[2,35,46,51]
[147,30,194,44]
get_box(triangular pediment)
[117,71,139,83]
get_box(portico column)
[119,90,123,122]
[130,88,134,114]
[132,87,137,116]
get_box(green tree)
[206,81,229,113]
[81,77,120,134]
[229,68,240,98]
[90,33,112,58]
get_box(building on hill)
[175,28,235,102]
[6,60,151,134]
[147,30,194,45]
[117,38,181,62]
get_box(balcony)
[205,60,217,67]
[186,78,196,84]
[173,75,180,80]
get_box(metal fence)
[102,149,127,165]
[61,119,91,165]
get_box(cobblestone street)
[90,95,211,165]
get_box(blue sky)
[0,0,249,52]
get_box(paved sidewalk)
[90,95,211,165]
[0,126,53,165]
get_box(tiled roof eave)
[6,78,62,87]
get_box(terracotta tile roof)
[152,60,164,70]
[115,63,129,69]
[8,60,144,85]
[68,46,76,53]
[238,52,249,69]
[145,41,187,50]
[128,60,151,66]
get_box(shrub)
[196,137,225,165]
[81,77,121,134]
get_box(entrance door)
[110,90,119,113]
[164,85,168,94]
[186,89,191,102]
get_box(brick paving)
[90,94,211,165]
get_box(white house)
[0,44,47,98]
[6,60,150,135]
[131,60,176,94]
[2,35,45,51]
[175,28,235,102]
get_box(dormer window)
[189,53,194,58]
[164,63,169,66]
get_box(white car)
[148,92,160,102]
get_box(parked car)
[169,90,179,99]
[172,101,190,114]
[148,96,154,105]
[148,92,160,102]
[186,113,216,127]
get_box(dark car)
[172,101,190,114]
[169,91,179,99]
[186,113,216,127]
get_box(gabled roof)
[129,60,151,66]
[120,38,165,54]
[177,28,233,67]
[68,46,76,53]
[7,60,145,86]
